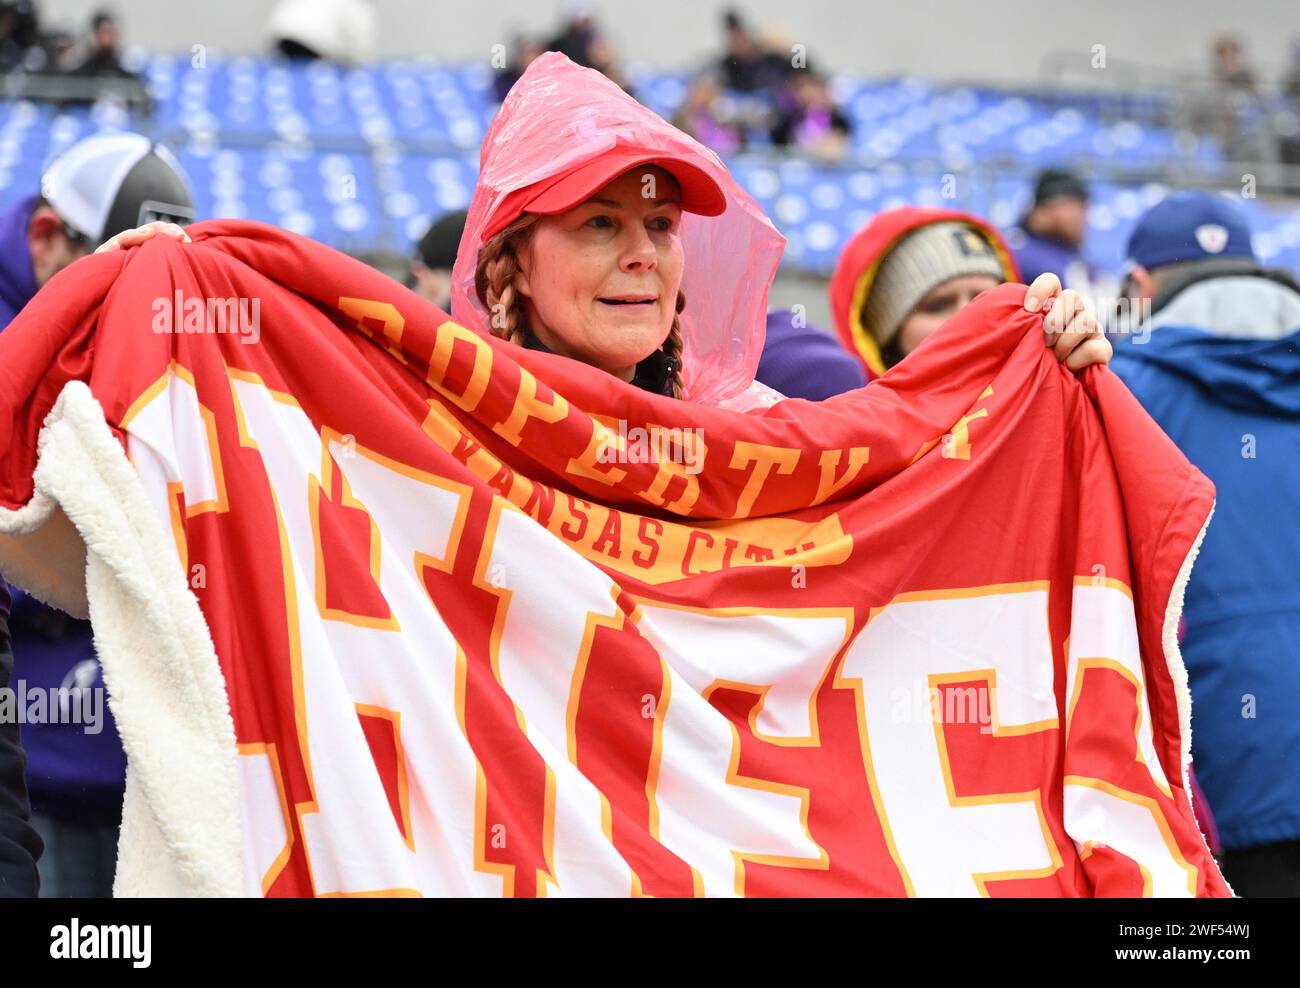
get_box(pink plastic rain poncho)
[450,52,787,410]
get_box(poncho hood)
[451,52,786,408]
[828,206,1020,378]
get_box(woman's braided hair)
[474,213,687,399]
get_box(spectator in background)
[1285,38,1300,100]
[68,9,136,79]
[0,135,194,328]
[546,1,600,69]
[543,2,631,93]
[717,9,789,95]
[1109,192,1300,896]
[0,3,75,76]
[1202,35,1265,161]
[408,209,467,311]
[823,207,1024,381]
[769,69,851,160]
[1006,168,1095,293]
[0,133,194,897]
[761,208,1014,397]
[42,28,78,73]
[0,1,39,73]
[492,35,544,104]
[0,184,92,326]
[1212,35,1257,94]
[757,206,1108,400]
[267,0,377,65]
[585,34,632,94]
[672,74,744,156]
[719,9,761,90]
[1279,41,1300,193]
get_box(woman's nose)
[619,228,658,271]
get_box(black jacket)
[0,614,41,897]
[519,329,678,398]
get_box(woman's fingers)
[1051,307,1099,362]
[1037,288,1111,370]
[1063,334,1113,371]
[95,232,135,253]
[1023,272,1061,312]
[96,221,191,254]
[1043,288,1085,341]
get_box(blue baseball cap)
[1125,191,1256,271]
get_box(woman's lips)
[597,296,657,305]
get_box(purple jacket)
[755,308,868,400]
[1008,225,1093,288]
[0,194,37,623]
[0,194,37,330]
[0,194,40,894]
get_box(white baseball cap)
[40,133,195,247]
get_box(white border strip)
[1160,499,1231,894]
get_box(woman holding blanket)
[102,53,1110,399]
[67,52,1235,902]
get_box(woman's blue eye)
[586,215,614,229]
[649,216,674,231]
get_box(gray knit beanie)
[863,222,1006,348]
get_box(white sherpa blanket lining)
[0,380,242,896]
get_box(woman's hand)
[1022,272,1112,371]
[95,221,191,254]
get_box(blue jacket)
[0,193,127,825]
[1111,274,1300,850]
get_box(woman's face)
[513,166,685,381]
[895,273,1003,357]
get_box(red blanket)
[0,220,1227,896]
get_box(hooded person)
[1109,191,1300,897]
[761,206,1108,402]
[826,207,1022,383]
[449,51,787,412]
